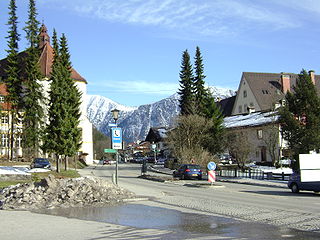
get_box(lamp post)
[111,109,120,185]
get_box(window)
[1,134,8,147]
[238,105,242,113]
[243,90,247,98]
[0,95,4,103]
[1,116,8,124]
[257,129,263,139]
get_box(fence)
[216,168,291,181]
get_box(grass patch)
[0,180,31,189]
[31,170,81,182]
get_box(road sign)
[108,123,117,127]
[208,170,216,183]
[207,162,216,171]
[111,127,122,149]
[104,149,117,153]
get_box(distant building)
[0,24,93,164]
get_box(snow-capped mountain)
[87,86,235,142]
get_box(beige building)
[221,71,320,164]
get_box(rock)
[0,176,135,210]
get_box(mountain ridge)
[87,86,235,142]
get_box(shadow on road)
[241,190,320,197]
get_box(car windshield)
[35,158,49,163]
[186,165,200,169]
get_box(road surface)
[79,163,320,232]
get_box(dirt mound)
[0,175,135,210]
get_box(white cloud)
[91,80,178,95]
[41,0,308,38]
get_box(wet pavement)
[35,203,320,240]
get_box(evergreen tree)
[58,33,82,170]
[193,46,207,116]
[43,29,63,171]
[5,0,22,160]
[202,91,225,154]
[22,0,45,157]
[43,31,82,172]
[178,50,194,115]
[279,69,320,163]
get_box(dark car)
[173,164,202,180]
[30,158,51,169]
[288,171,320,193]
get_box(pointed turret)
[39,24,50,48]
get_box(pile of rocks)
[0,175,135,210]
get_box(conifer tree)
[193,46,207,116]
[58,34,82,170]
[5,0,22,160]
[43,29,63,171]
[202,91,225,154]
[279,69,320,163]
[22,0,45,157]
[178,50,194,115]
[43,31,82,172]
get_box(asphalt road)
[79,163,320,232]
[1,163,320,240]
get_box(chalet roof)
[241,72,320,112]
[217,96,236,117]
[145,127,169,143]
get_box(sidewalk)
[148,165,288,189]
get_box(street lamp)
[111,108,120,185]
[111,109,120,126]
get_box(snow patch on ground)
[0,166,50,175]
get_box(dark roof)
[145,127,169,143]
[217,96,236,117]
[242,72,320,112]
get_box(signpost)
[104,149,117,154]
[111,127,122,150]
[207,162,217,184]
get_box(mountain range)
[86,86,235,142]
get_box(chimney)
[281,73,290,94]
[309,70,315,85]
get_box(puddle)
[35,204,320,240]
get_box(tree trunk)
[56,154,60,173]
[64,156,68,171]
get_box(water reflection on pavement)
[36,203,320,240]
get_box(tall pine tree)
[43,31,82,172]
[5,0,22,160]
[22,0,45,157]
[59,34,82,170]
[178,50,194,115]
[279,69,320,162]
[193,46,207,116]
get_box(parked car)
[288,171,320,193]
[30,158,51,169]
[173,164,202,180]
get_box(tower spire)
[39,23,50,48]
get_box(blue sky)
[0,0,320,106]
